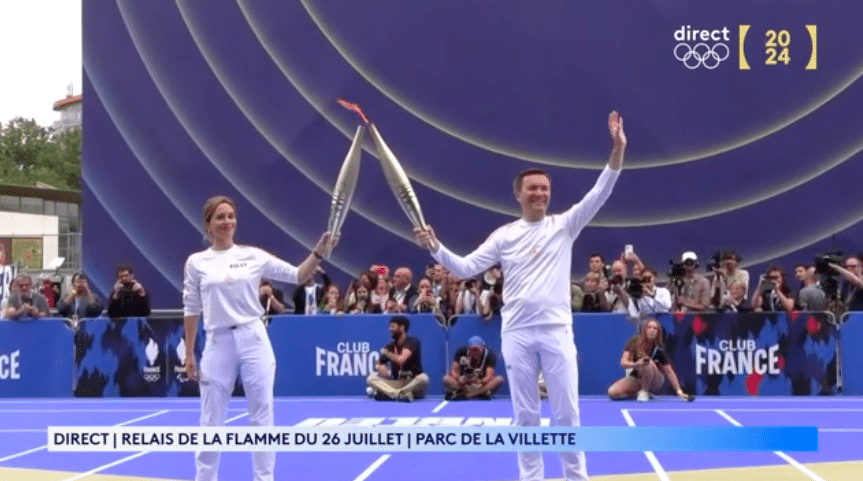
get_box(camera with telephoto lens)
[814,249,843,301]
[627,277,643,298]
[814,250,843,276]
[668,260,687,290]
[706,250,722,272]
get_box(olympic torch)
[336,98,427,229]
[325,125,365,256]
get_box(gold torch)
[337,99,427,229]
[325,125,365,256]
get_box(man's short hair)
[389,316,410,332]
[116,264,133,276]
[72,272,87,283]
[513,168,549,193]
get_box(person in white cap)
[670,251,711,312]
[415,112,626,481]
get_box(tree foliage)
[0,117,81,190]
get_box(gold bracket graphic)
[805,25,817,70]
[739,25,751,70]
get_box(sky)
[0,1,82,127]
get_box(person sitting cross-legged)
[366,316,429,402]
[442,336,504,400]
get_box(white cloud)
[0,1,82,127]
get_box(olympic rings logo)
[674,42,730,69]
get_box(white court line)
[352,398,447,480]
[56,411,249,481]
[352,454,391,481]
[621,409,670,481]
[714,409,827,481]
[0,410,170,464]
[60,452,151,481]
[0,429,47,433]
[629,408,863,412]
[820,428,863,432]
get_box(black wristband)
[312,251,323,260]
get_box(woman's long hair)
[625,318,664,360]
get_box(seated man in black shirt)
[366,316,429,402]
[443,336,504,400]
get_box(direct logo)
[674,25,731,69]
[315,342,380,377]
[143,338,161,383]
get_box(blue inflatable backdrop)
[82,1,863,307]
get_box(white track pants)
[501,324,587,481]
[196,321,276,481]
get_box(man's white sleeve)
[431,235,500,280]
[563,166,620,235]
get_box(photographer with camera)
[751,266,794,312]
[607,318,694,402]
[443,336,504,400]
[478,266,503,320]
[107,264,151,318]
[57,273,104,320]
[710,250,750,307]
[366,316,429,402]
[580,272,610,312]
[455,278,481,315]
[2,274,49,320]
[831,255,863,311]
[626,267,672,321]
[603,260,632,313]
[669,252,711,312]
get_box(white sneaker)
[636,390,650,402]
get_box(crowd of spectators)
[1,246,862,323]
[570,247,863,321]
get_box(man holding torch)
[414,112,626,481]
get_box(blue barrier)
[840,312,863,395]
[658,311,838,396]
[0,318,73,397]
[268,314,448,396]
[2,311,848,398]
